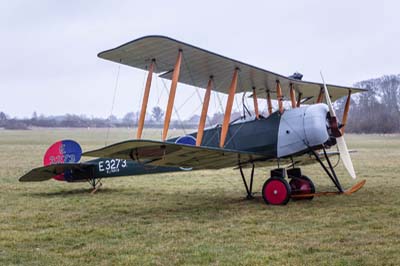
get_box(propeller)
[320,72,356,179]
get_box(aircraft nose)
[303,104,330,147]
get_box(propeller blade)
[320,71,356,179]
[336,136,357,179]
[320,72,336,117]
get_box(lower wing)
[82,139,352,170]
[83,139,271,169]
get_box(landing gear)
[239,164,255,199]
[88,178,102,194]
[262,177,291,205]
[287,168,315,200]
[310,147,344,193]
[289,176,315,200]
[239,166,317,205]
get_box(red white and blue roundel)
[175,135,196,146]
[175,135,196,171]
[43,140,82,181]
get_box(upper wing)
[19,163,91,182]
[83,139,270,169]
[98,35,366,103]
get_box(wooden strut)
[220,68,239,148]
[136,60,155,139]
[252,87,259,119]
[316,87,324,103]
[196,77,213,146]
[267,90,273,115]
[289,83,296,108]
[341,90,352,135]
[296,92,302,108]
[276,80,283,113]
[162,50,182,141]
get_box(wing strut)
[220,68,239,148]
[296,92,302,107]
[340,90,352,135]
[137,59,155,139]
[266,89,273,115]
[289,83,296,108]
[252,87,260,119]
[276,81,283,113]
[196,76,213,146]
[316,87,324,103]
[162,50,182,141]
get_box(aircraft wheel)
[289,175,315,200]
[262,177,291,205]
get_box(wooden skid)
[90,182,103,194]
[290,179,366,199]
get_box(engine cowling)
[277,104,330,158]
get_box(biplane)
[19,35,367,205]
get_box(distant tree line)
[0,107,207,130]
[336,74,400,133]
[1,75,399,133]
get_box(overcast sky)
[1,0,398,119]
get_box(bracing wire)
[182,53,213,127]
[133,67,148,138]
[159,78,187,135]
[216,92,225,115]
[105,63,121,146]
[234,75,243,115]
[224,122,246,148]
[154,65,164,106]
[152,76,163,138]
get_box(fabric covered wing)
[19,163,90,182]
[82,140,268,169]
[98,35,366,103]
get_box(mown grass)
[0,129,399,265]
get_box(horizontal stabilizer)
[19,163,89,182]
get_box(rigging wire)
[159,78,187,135]
[153,74,164,138]
[216,92,225,115]
[224,121,246,148]
[133,67,148,138]
[154,64,164,106]
[182,53,213,128]
[234,74,243,116]
[105,63,121,146]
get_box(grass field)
[1,128,399,265]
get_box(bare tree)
[151,106,164,122]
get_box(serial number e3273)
[98,159,127,174]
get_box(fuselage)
[55,104,331,182]
[173,103,331,159]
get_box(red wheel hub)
[263,179,290,205]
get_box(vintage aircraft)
[19,35,367,204]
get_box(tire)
[289,175,315,200]
[262,177,291,205]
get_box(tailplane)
[19,140,83,182]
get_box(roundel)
[175,135,196,171]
